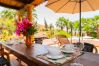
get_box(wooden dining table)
[2,43,99,66]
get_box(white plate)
[61,49,75,53]
[46,54,64,59]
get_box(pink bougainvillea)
[16,18,37,36]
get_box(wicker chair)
[73,42,98,54]
[82,43,98,54]
[0,44,10,66]
[56,35,70,46]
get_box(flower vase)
[25,35,34,48]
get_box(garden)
[0,8,99,43]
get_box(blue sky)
[0,1,99,26]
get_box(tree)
[0,9,16,19]
[56,17,66,30]
[68,21,73,36]
[73,21,79,36]
[94,16,99,38]
[46,24,54,38]
[0,9,16,35]
[49,23,54,30]
[81,17,97,37]
[44,18,48,31]
[63,19,70,33]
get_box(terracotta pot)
[25,35,34,48]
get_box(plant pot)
[25,35,34,48]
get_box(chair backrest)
[35,38,42,44]
[82,43,98,54]
[0,44,3,56]
[0,43,10,66]
[56,35,70,46]
[73,42,84,50]
[35,37,48,44]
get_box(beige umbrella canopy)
[46,0,99,13]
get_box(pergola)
[0,0,46,21]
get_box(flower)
[16,18,37,36]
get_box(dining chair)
[56,35,70,46]
[0,43,10,66]
[73,42,98,54]
[82,43,98,54]
[35,37,48,44]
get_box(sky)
[0,1,99,26]
[35,2,99,26]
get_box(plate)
[46,54,64,60]
[61,49,75,53]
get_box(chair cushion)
[82,43,94,52]
[0,57,9,65]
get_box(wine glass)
[70,42,84,66]
[70,63,83,66]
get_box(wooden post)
[24,4,35,44]
[24,0,44,22]
[25,4,34,22]
[17,10,22,21]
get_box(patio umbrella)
[46,0,99,42]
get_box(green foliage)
[44,19,48,31]
[0,9,16,34]
[2,29,9,36]
[81,18,97,33]
[56,17,72,34]
[27,26,37,36]
[0,9,17,41]
[73,21,79,31]
[55,30,71,38]
[0,18,16,35]
[56,17,66,30]
[32,9,37,20]
[45,24,55,38]
[1,29,10,41]
[49,24,54,30]
[91,32,97,38]
[56,16,99,38]
[94,15,99,21]
[0,9,16,19]
[46,30,54,38]
[5,19,16,34]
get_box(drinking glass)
[70,43,84,66]
[70,63,83,66]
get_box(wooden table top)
[3,43,99,66]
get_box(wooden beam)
[15,0,34,4]
[31,0,44,5]
[0,0,46,10]
[0,2,23,10]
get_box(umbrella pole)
[71,25,73,44]
[79,0,81,43]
